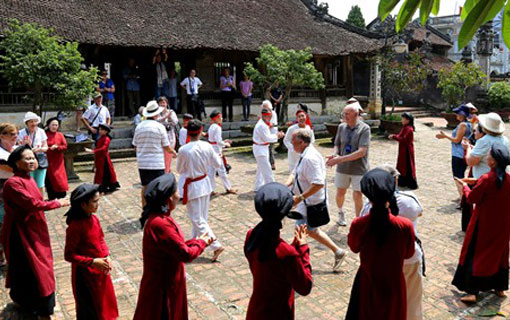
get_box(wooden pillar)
[367,57,382,119]
[345,55,353,97]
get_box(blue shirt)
[122,67,140,91]
[99,79,115,100]
[471,134,509,178]
[451,121,471,158]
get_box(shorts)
[139,169,165,186]
[451,156,467,179]
[334,172,362,191]
[30,169,47,189]
[295,217,318,232]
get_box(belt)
[209,141,217,145]
[253,142,269,146]
[182,174,207,205]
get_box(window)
[326,59,343,86]
[214,62,236,88]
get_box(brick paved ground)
[2,119,510,319]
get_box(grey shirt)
[334,121,370,175]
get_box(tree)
[377,0,510,50]
[437,61,486,108]
[346,5,366,29]
[0,19,98,115]
[379,49,431,116]
[244,44,325,123]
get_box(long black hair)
[401,112,415,131]
[490,143,510,189]
[140,173,177,227]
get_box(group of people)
[1,92,510,320]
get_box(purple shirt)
[239,80,253,97]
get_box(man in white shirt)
[207,110,236,195]
[132,100,176,207]
[284,109,315,172]
[261,100,278,170]
[177,119,224,261]
[180,69,203,120]
[82,93,111,141]
[253,108,284,191]
[360,164,424,320]
[286,129,346,273]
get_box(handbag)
[295,157,330,228]
[36,152,48,169]
[87,106,104,135]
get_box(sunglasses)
[1,132,17,137]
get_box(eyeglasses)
[1,132,17,137]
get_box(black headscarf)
[140,173,177,227]
[490,143,510,189]
[245,182,299,262]
[7,144,32,171]
[45,117,61,131]
[65,183,100,225]
[401,112,415,131]
[361,169,396,246]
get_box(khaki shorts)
[335,172,362,191]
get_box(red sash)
[253,142,269,146]
[182,174,207,205]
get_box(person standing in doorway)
[220,67,235,122]
[239,74,253,121]
[122,58,141,117]
[180,69,203,120]
[98,70,115,123]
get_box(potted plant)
[378,50,430,134]
[437,62,486,128]
[488,81,510,121]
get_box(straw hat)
[143,100,164,118]
[23,111,41,125]
[478,113,505,134]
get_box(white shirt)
[176,140,221,200]
[252,119,278,158]
[270,110,278,134]
[132,120,170,170]
[180,76,203,95]
[284,124,315,156]
[179,127,188,148]
[82,103,110,127]
[208,123,225,155]
[17,128,47,150]
[360,190,423,265]
[292,145,326,217]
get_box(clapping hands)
[199,232,215,247]
[292,225,308,247]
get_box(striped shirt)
[132,120,170,170]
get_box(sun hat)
[478,112,505,134]
[453,104,470,118]
[93,92,102,99]
[23,111,41,125]
[143,100,164,118]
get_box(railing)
[0,91,57,106]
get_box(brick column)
[367,58,382,119]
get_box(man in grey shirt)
[326,103,370,226]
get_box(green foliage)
[0,19,98,113]
[378,0,509,50]
[346,5,366,29]
[379,50,431,112]
[488,81,510,110]
[437,62,486,107]
[244,44,325,122]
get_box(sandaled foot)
[460,294,477,303]
[496,290,507,297]
[210,192,218,197]
[211,247,224,262]
[225,189,237,195]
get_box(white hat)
[465,102,478,112]
[143,100,164,118]
[345,101,364,114]
[347,97,358,104]
[479,112,505,134]
[23,111,41,124]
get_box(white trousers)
[254,155,274,191]
[186,195,221,251]
[403,261,423,320]
[178,174,185,199]
[208,161,231,191]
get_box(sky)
[324,0,461,22]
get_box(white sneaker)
[333,250,346,273]
[337,211,347,226]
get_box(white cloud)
[324,0,461,22]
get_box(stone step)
[110,138,134,149]
[110,127,133,139]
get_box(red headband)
[187,128,202,134]
[296,110,306,116]
[211,114,221,121]
[261,111,272,116]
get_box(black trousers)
[221,91,234,121]
[186,95,201,120]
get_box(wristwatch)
[299,194,305,201]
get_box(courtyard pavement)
[2,118,510,319]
